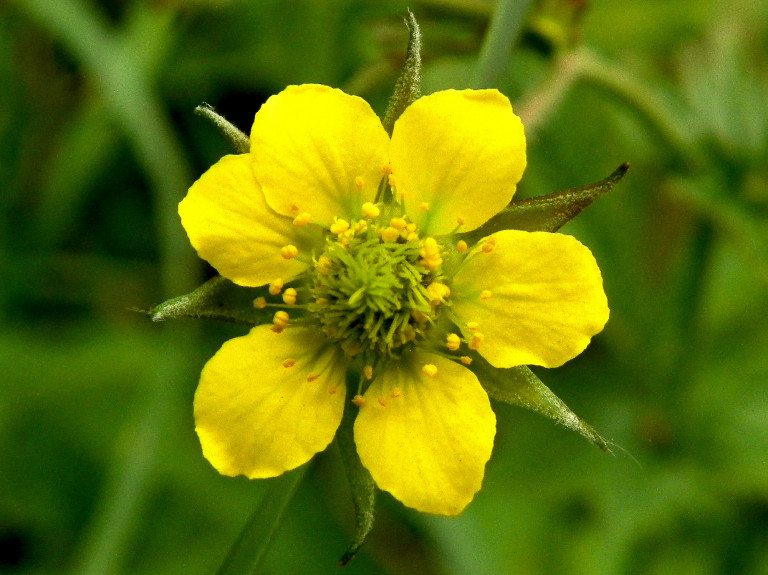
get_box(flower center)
[308,216,447,356]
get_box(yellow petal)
[194,326,346,479]
[251,84,389,225]
[354,353,496,515]
[179,154,306,287]
[452,230,609,368]
[390,89,526,235]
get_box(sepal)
[467,163,629,240]
[382,11,422,136]
[471,356,610,452]
[148,275,271,326]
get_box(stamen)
[482,238,497,253]
[480,289,493,300]
[456,240,468,253]
[307,373,320,382]
[380,226,400,243]
[362,202,380,219]
[382,164,393,176]
[466,321,480,332]
[272,310,290,333]
[352,395,366,407]
[460,356,473,365]
[316,256,332,274]
[418,202,430,211]
[282,358,296,368]
[282,288,298,305]
[328,386,338,395]
[377,397,388,407]
[426,282,451,306]
[354,176,365,190]
[281,245,299,260]
[363,365,374,380]
[456,216,466,226]
[253,297,267,309]
[330,218,350,235]
[292,212,312,227]
[269,278,284,295]
[469,332,484,350]
[387,174,397,188]
[391,387,401,398]
[446,333,461,351]
[422,364,438,377]
[389,217,407,230]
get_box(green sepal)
[466,163,629,241]
[472,356,610,452]
[147,275,271,326]
[195,103,251,154]
[337,386,376,566]
[381,11,422,136]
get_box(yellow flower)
[178,84,609,516]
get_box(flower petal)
[390,89,526,235]
[194,326,346,479]
[354,353,496,515]
[251,84,390,225]
[179,154,307,287]
[452,230,609,368]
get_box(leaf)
[472,357,610,452]
[147,275,271,326]
[381,11,422,136]
[337,392,376,566]
[195,103,251,154]
[467,163,629,241]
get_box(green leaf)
[337,391,376,566]
[381,11,422,136]
[467,163,629,240]
[215,466,308,575]
[147,275,271,326]
[195,103,251,154]
[472,357,610,452]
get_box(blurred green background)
[2,0,768,573]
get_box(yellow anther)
[282,358,296,368]
[330,218,350,235]
[328,386,338,395]
[466,321,480,332]
[457,216,466,226]
[411,310,429,324]
[353,220,368,234]
[282,287,298,305]
[480,289,493,300]
[418,202,430,211]
[352,395,366,407]
[380,226,400,243]
[281,244,299,260]
[292,212,312,227]
[307,373,320,382]
[363,365,374,380]
[315,297,329,306]
[456,240,468,253]
[469,332,485,350]
[482,238,497,253]
[316,256,332,274]
[354,176,365,190]
[362,202,380,219]
[389,217,407,230]
[387,174,397,187]
[253,297,267,309]
[377,397,389,407]
[406,223,417,233]
[269,278,284,295]
[273,310,290,327]
[290,202,301,213]
[391,387,402,398]
[422,364,438,377]
[446,333,461,351]
[406,232,419,242]
[426,282,451,305]
[382,164,393,176]
[460,356,473,365]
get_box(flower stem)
[215,466,308,575]
[471,0,532,89]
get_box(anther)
[330,218,350,235]
[272,310,290,333]
[253,297,267,309]
[482,238,497,253]
[389,217,407,230]
[469,332,484,350]
[269,278,284,295]
[328,386,338,395]
[391,387,401,398]
[422,364,438,377]
[362,202,380,219]
[382,164,393,176]
[426,282,451,305]
[354,176,365,190]
[418,202,430,211]
[363,365,374,380]
[282,288,298,305]
[292,212,312,227]
[456,240,468,253]
[290,202,301,213]
[457,216,466,226]
[307,373,320,382]
[377,397,388,407]
[480,289,493,300]
[446,333,461,351]
[466,321,480,332]
[352,395,366,407]
[282,358,296,368]
[460,356,473,365]
[380,226,400,243]
[316,256,332,274]
[281,245,299,260]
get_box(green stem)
[471,0,532,89]
[216,466,309,575]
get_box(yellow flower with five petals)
[178,84,609,516]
